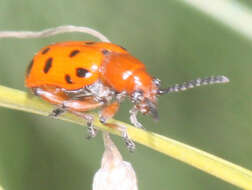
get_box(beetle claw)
[86,122,97,139]
[85,115,97,139]
[122,129,135,152]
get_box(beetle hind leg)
[33,87,102,138]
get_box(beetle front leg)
[129,106,144,129]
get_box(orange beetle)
[25,41,229,148]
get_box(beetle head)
[131,77,160,120]
[131,75,229,121]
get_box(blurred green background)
[0,0,251,189]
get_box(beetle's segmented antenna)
[158,75,229,95]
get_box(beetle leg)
[63,99,103,112]
[129,106,144,129]
[121,128,136,152]
[33,88,66,105]
[55,99,103,139]
[34,87,103,113]
[86,115,97,139]
[99,91,126,123]
[34,88,67,117]
[115,122,136,152]
[69,111,97,139]
[33,87,102,138]
[99,101,120,123]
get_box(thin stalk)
[0,85,251,190]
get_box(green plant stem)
[0,85,251,189]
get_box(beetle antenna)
[157,75,229,95]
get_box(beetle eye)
[153,77,161,87]
[131,90,144,103]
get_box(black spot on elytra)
[85,41,96,45]
[76,68,89,78]
[26,59,34,76]
[65,74,73,84]
[44,57,53,73]
[101,49,110,55]
[69,50,80,57]
[42,47,50,54]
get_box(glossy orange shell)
[25,41,128,90]
[101,53,153,94]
